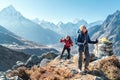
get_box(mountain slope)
[91,10,120,55]
[0,5,61,45]
[0,25,24,45]
[0,45,30,71]
[0,25,58,55]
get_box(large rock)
[40,58,50,67]
[94,38,113,58]
[94,76,108,80]
[12,61,25,70]
[25,52,58,68]
[0,72,7,80]
[25,55,40,67]
[7,76,22,80]
[39,52,58,59]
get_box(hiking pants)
[78,45,90,70]
[60,46,70,59]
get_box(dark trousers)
[78,45,90,70]
[60,46,70,59]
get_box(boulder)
[70,69,78,75]
[25,55,40,67]
[7,76,22,80]
[0,72,7,80]
[40,58,50,67]
[94,76,107,80]
[40,52,58,59]
[25,53,58,68]
[12,61,25,69]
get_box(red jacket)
[60,39,73,48]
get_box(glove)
[95,39,98,43]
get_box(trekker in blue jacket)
[76,25,98,74]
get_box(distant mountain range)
[33,19,102,37]
[0,5,61,45]
[89,10,120,56]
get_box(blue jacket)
[77,31,97,46]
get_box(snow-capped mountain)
[91,10,120,56]
[0,5,61,45]
[57,20,88,37]
[0,25,58,55]
[33,19,88,37]
[33,18,102,38]
[33,19,60,33]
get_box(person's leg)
[67,48,70,59]
[60,46,66,59]
[84,46,90,70]
[78,47,83,70]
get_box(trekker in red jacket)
[60,35,73,59]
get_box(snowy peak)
[2,5,16,12]
[113,10,120,16]
[91,10,120,55]
[73,19,88,25]
[102,10,120,28]
[104,10,120,22]
[32,18,41,24]
[57,21,64,26]
[0,5,22,18]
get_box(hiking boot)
[81,70,88,75]
[78,69,82,74]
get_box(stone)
[40,52,58,59]
[25,55,40,67]
[70,69,78,74]
[40,58,50,67]
[0,72,7,80]
[8,76,22,80]
[12,61,25,70]
[67,60,73,64]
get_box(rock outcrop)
[5,54,120,80]
[0,45,30,71]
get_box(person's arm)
[77,34,81,42]
[60,38,65,43]
[88,35,98,44]
[77,34,84,45]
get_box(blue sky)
[0,0,120,24]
